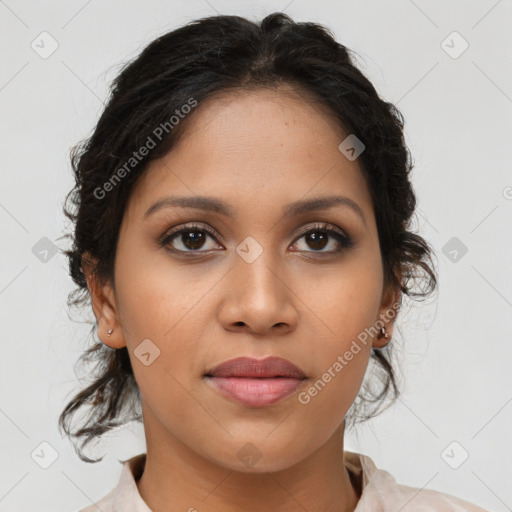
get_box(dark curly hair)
[57,12,438,463]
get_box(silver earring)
[377,326,390,340]
[107,328,113,336]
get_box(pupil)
[307,232,327,250]
[183,231,205,250]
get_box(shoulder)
[345,451,491,512]
[77,454,148,512]
[78,486,117,511]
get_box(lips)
[205,356,307,379]
[204,356,307,408]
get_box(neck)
[136,408,360,512]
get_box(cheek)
[113,254,212,399]
[293,258,382,409]
[300,255,383,341]
[305,340,372,409]
[294,322,373,439]
[114,246,218,341]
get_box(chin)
[203,437,313,474]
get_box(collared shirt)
[79,451,490,511]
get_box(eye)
[160,223,223,254]
[159,221,354,256]
[290,223,354,254]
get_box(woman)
[59,12,490,512]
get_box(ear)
[82,252,126,349]
[372,266,402,349]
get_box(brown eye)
[304,231,329,251]
[291,223,354,254]
[177,230,207,250]
[160,223,222,253]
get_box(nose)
[218,251,299,337]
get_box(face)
[86,86,400,473]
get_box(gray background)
[0,0,511,511]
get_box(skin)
[84,86,401,512]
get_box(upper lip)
[206,356,307,379]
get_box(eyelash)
[159,222,354,257]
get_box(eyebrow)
[144,194,367,226]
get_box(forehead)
[126,86,374,223]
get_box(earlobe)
[100,325,126,349]
[81,253,126,350]
[373,325,392,349]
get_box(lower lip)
[206,376,305,407]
